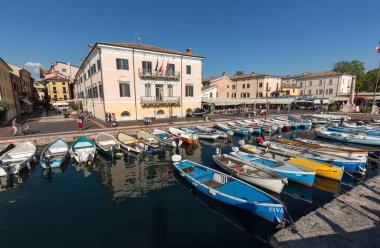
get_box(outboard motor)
[238,139,245,147]
[215,148,221,155]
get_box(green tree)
[234,71,244,76]
[361,68,380,92]
[333,60,366,91]
[0,100,10,122]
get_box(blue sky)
[1,0,379,79]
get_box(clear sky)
[1,0,379,79]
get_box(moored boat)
[215,123,248,136]
[172,156,286,223]
[117,132,143,153]
[180,126,219,141]
[195,125,228,139]
[231,150,316,187]
[316,129,380,146]
[70,136,96,164]
[213,153,287,194]
[95,133,121,157]
[40,138,69,169]
[136,131,161,153]
[0,141,37,176]
[151,129,183,147]
[169,127,199,144]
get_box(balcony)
[141,96,180,105]
[138,69,180,80]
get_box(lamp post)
[371,62,380,114]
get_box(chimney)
[186,48,192,54]
[222,71,227,76]
[88,44,94,50]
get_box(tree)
[333,60,366,91]
[0,100,10,122]
[234,71,244,76]
[361,68,380,92]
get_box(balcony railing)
[141,96,180,104]
[138,69,180,80]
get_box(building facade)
[281,71,355,99]
[230,74,281,98]
[201,74,235,99]
[0,58,16,122]
[74,42,204,121]
[8,64,34,114]
[280,83,301,96]
[34,82,46,100]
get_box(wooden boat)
[0,141,36,176]
[195,125,228,139]
[277,137,368,161]
[240,144,344,181]
[257,140,366,174]
[95,133,121,157]
[180,126,219,141]
[151,129,183,147]
[231,150,316,187]
[136,131,161,153]
[215,123,248,136]
[70,136,97,164]
[169,127,199,144]
[172,156,286,223]
[213,153,287,194]
[40,138,69,169]
[227,122,254,133]
[316,129,380,146]
[117,132,143,153]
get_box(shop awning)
[20,98,33,106]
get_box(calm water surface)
[0,133,377,248]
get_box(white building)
[282,71,355,99]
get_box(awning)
[20,98,33,106]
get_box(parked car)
[192,108,206,117]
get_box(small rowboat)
[151,129,183,147]
[316,129,380,146]
[213,153,287,194]
[40,138,69,169]
[70,136,96,164]
[215,123,248,136]
[169,127,199,144]
[117,132,143,153]
[172,155,286,224]
[195,125,228,139]
[180,126,219,141]
[0,141,37,176]
[231,150,316,187]
[137,131,161,153]
[95,133,121,157]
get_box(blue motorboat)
[215,123,249,136]
[180,126,219,141]
[40,138,69,169]
[230,151,316,187]
[172,157,286,224]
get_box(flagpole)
[372,62,380,114]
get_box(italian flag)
[377,42,380,53]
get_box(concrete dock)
[271,175,380,248]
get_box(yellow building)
[43,75,71,102]
[0,57,17,122]
[34,82,46,100]
[280,83,300,96]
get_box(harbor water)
[0,133,377,248]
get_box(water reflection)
[41,160,69,183]
[0,162,38,192]
[314,177,341,194]
[94,152,176,201]
[281,182,313,204]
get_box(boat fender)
[215,148,221,155]
[231,147,239,152]
[256,137,264,144]
[86,160,93,166]
[227,130,234,136]
[26,162,31,170]
[172,154,182,162]
[238,139,245,146]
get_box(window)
[63,95,67,100]
[242,84,245,89]
[84,74,87,80]
[119,81,131,97]
[328,89,333,94]
[300,82,303,87]
[232,85,235,89]
[121,111,130,116]
[98,84,103,98]
[157,109,165,115]
[186,65,191,74]
[52,82,56,85]
[97,59,101,70]
[319,80,322,86]
[259,83,263,88]
[166,63,175,76]
[88,69,91,78]
[210,92,213,98]
[142,61,152,74]
[54,95,57,101]
[316,89,318,95]
[93,86,98,98]
[227,85,229,88]
[293,89,295,93]
[116,58,129,70]
[168,85,173,97]
[247,93,250,97]
[185,85,193,97]
[308,89,311,95]
[62,87,66,94]
[309,81,312,86]
[62,68,67,72]
[329,79,333,85]
[91,64,96,74]
[145,84,151,96]
[247,84,250,88]
[227,92,229,98]
[300,90,303,95]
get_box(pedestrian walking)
[111,113,117,126]
[76,114,85,132]
[12,118,19,136]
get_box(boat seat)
[203,180,223,189]
[49,147,67,153]
[2,157,27,163]
[8,152,33,159]
[182,166,195,173]
[100,140,116,146]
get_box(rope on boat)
[282,205,301,236]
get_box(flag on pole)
[155,59,158,71]
[158,61,163,74]
[377,42,380,53]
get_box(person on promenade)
[111,113,117,126]
[76,114,84,132]
[12,118,19,136]
[107,113,112,126]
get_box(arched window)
[186,108,192,114]
[121,111,131,117]
[157,109,165,115]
